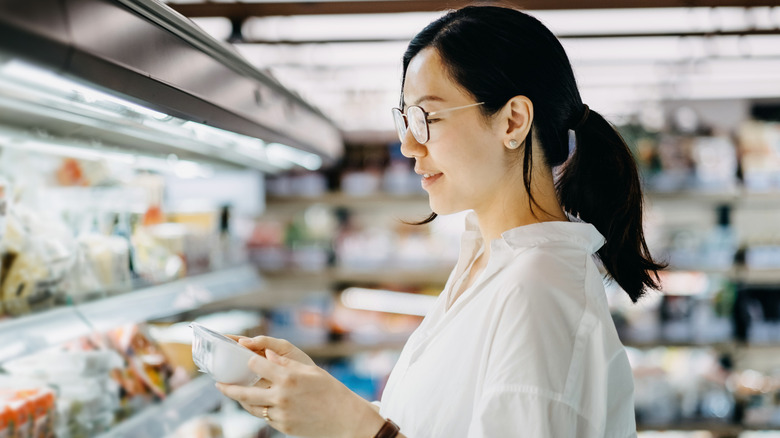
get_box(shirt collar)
[463,211,605,254]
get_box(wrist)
[351,398,387,438]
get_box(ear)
[501,95,533,149]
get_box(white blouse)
[378,213,637,438]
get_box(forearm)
[354,399,407,438]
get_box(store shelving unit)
[96,374,228,438]
[0,265,263,364]
[302,340,408,359]
[647,189,780,206]
[266,192,428,210]
[269,189,780,208]
[260,266,452,285]
[638,421,780,438]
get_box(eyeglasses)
[391,102,485,144]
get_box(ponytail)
[556,107,666,302]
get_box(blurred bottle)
[701,204,738,270]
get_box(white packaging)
[190,322,260,386]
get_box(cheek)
[438,128,505,178]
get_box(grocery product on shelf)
[630,347,736,426]
[609,271,735,345]
[734,286,780,344]
[0,142,251,320]
[0,204,75,317]
[738,121,780,192]
[0,386,56,438]
[733,368,780,427]
[250,201,461,274]
[2,349,121,438]
[267,293,332,347]
[167,401,272,438]
[104,323,185,405]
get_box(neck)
[473,165,567,258]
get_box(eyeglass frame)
[391,102,485,144]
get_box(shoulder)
[479,245,603,386]
[492,244,593,315]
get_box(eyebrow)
[403,95,446,108]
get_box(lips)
[420,172,443,188]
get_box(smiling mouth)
[422,173,442,179]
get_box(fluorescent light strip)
[266,142,322,171]
[235,8,778,43]
[0,60,320,172]
[0,127,214,179]
[341,287,437,316]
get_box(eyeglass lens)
[392,108,407,143]
[407,106,428,144]
[392,106,429,144]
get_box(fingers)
[239,336,291,354]
[265,349,289,366]
[247,352,289,380]
[225,334,246,343]
[216,382,273,406]
[255,378,272,389]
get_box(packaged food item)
[15,388,56,438]
[191,322,260,386]
[55,158,113,187]
[0,404,11,438]
[106,324,178,401]
[3,349,123,437]
[131,226,185,284]
[169,416,224,438]
[4,396,32,438]
[77,233,131,294]
[0,177,8,247]
[0,201,76,316]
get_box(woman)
[217,6,664,437]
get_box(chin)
[428,196,467,217]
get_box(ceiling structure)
[166,1,780,142]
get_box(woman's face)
[400,48,515,216]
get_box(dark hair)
[401,5,665,302]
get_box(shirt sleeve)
[466,386,597,438]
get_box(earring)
[508,139,520,149]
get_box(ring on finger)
[262,406,272,422]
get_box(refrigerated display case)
[0,0,342,435]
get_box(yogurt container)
[190,322,260,386]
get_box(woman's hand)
[227,334,316,367]
[216,349,386,438]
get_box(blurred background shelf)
[624,340,780,350]
[0,265,262,364]
[266,192,428,209]
[259,267,451,285]
[96,375,228,438]
[647,189,780,205]
[661,267,780,284]
[302,340,407,359]
[637,421,780,437]
[77,265,263,332]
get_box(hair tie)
[573,104,590,130]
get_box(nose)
[399,128,427,159]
